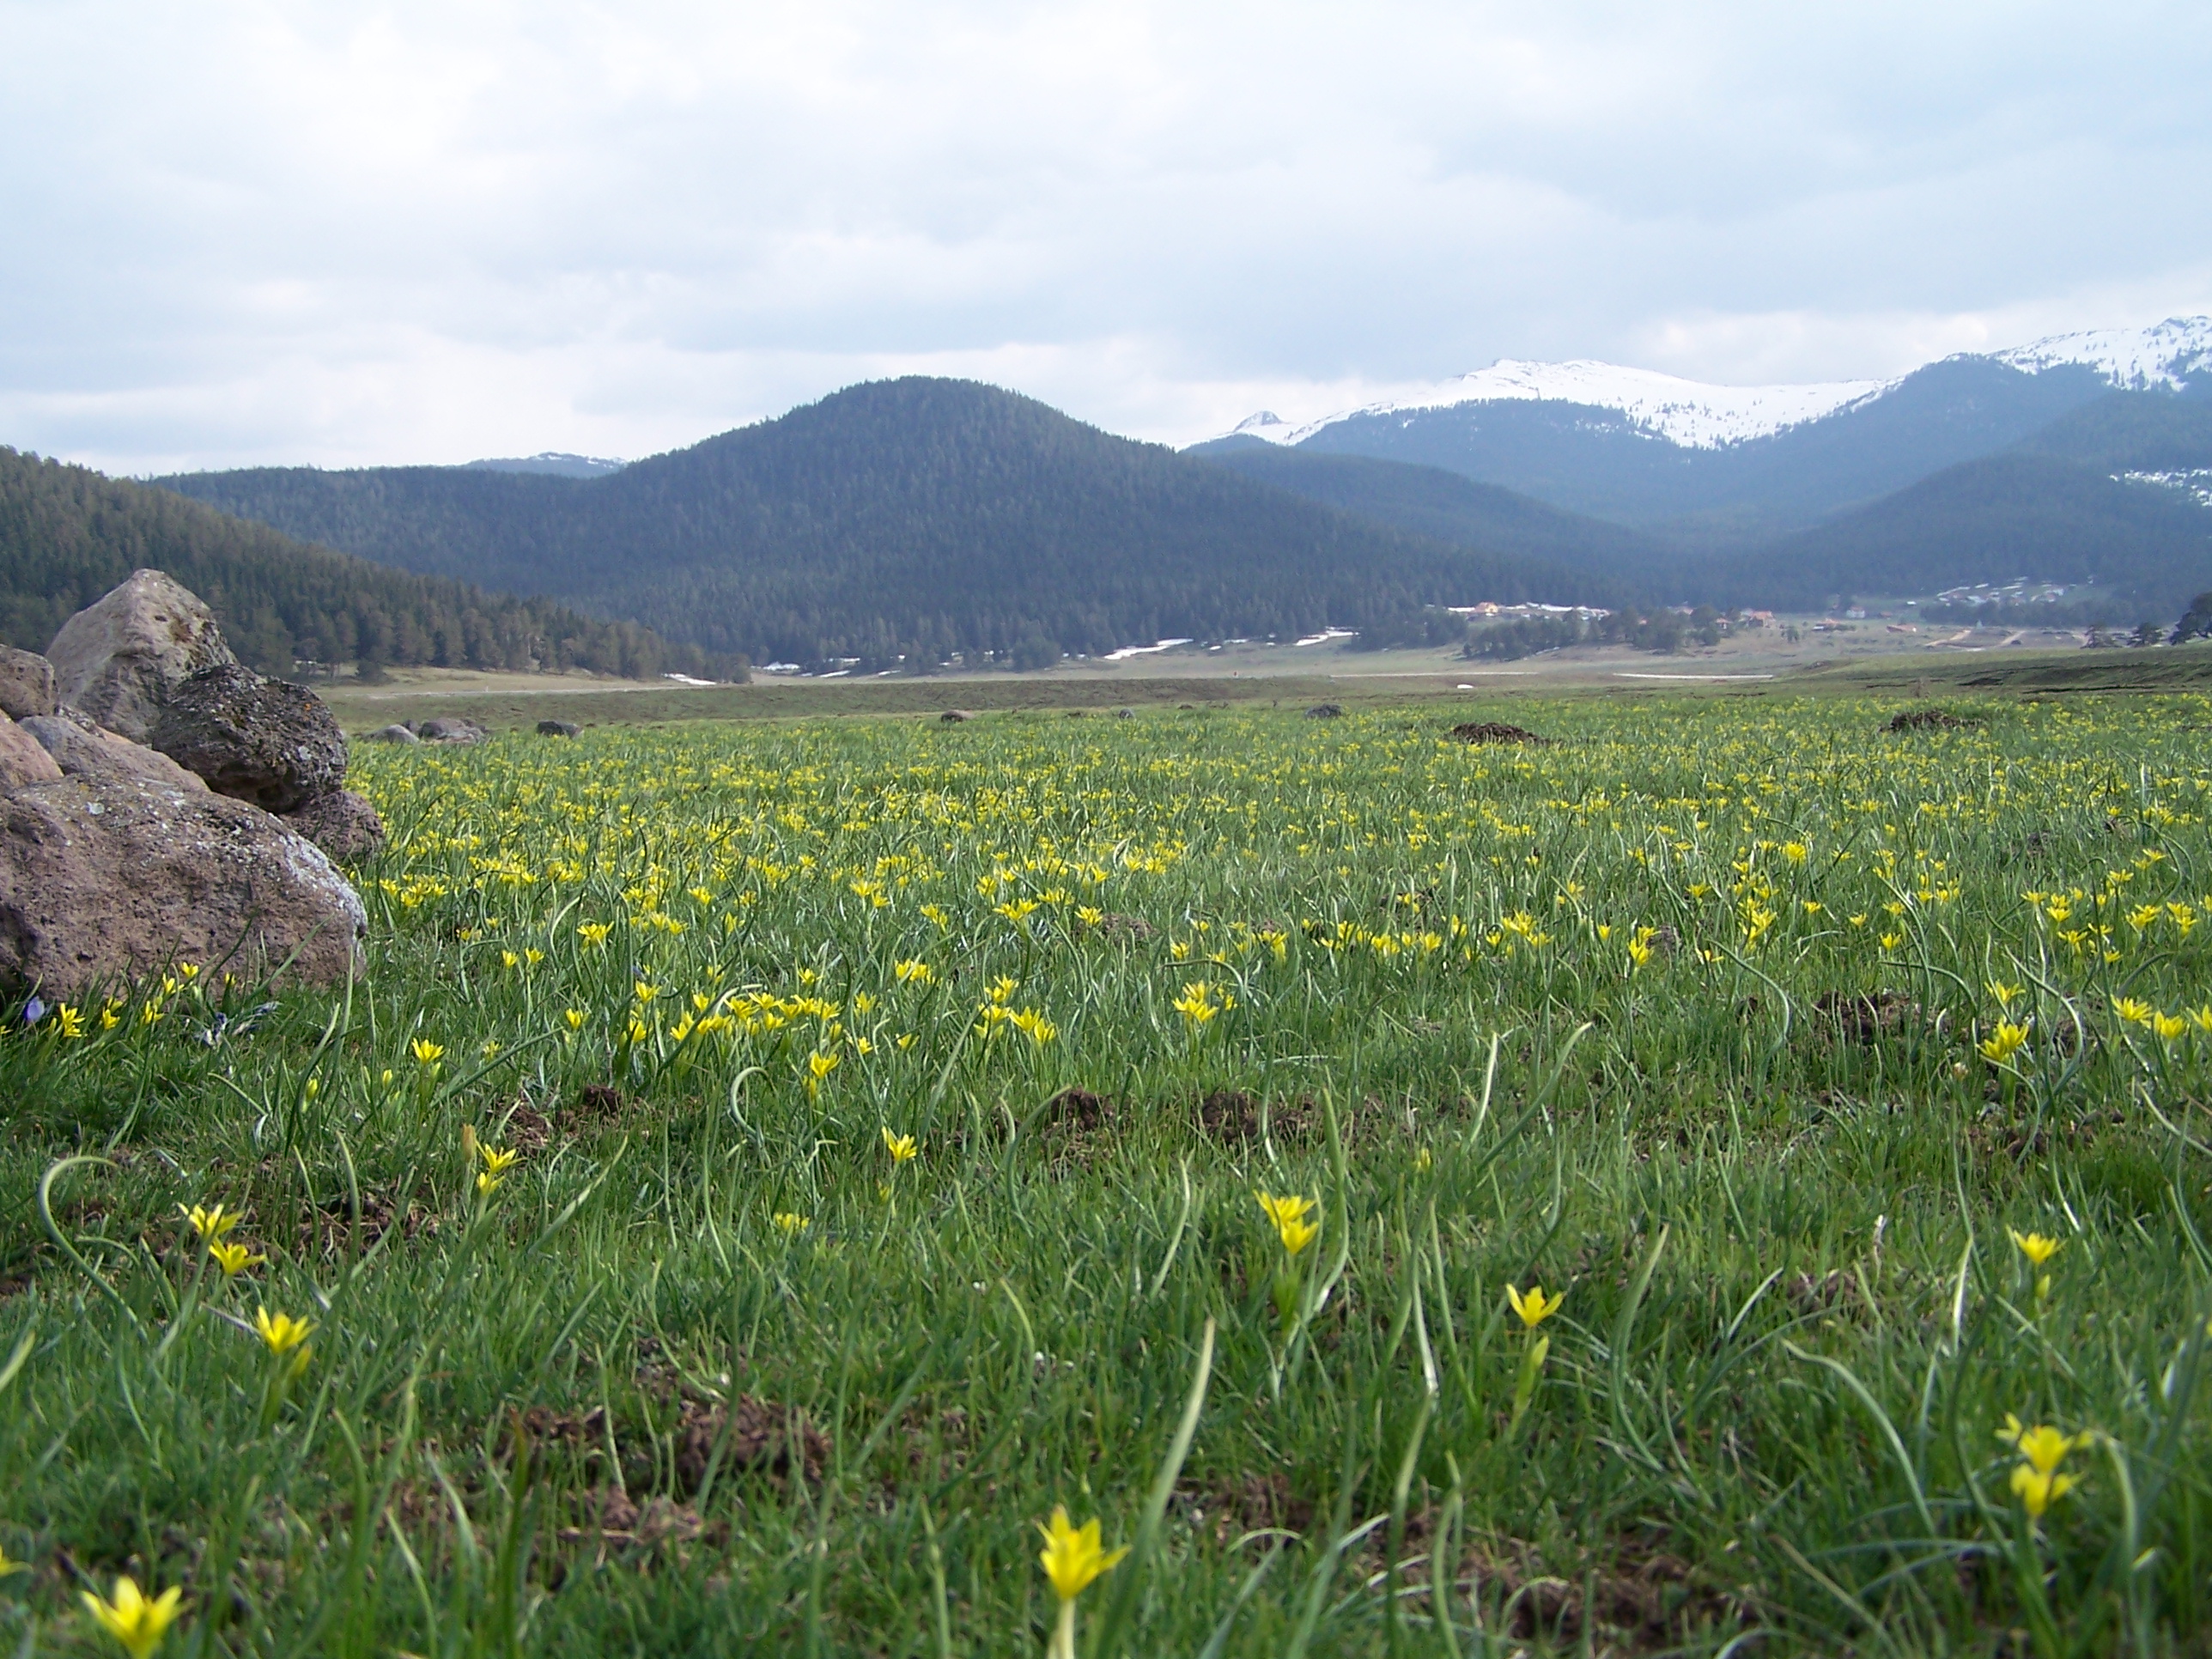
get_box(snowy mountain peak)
[1207,315,2212,455]
[1234,360,1891,452]
[1995,316,2212,392]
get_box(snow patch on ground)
[1102,637,1194,661]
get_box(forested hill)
[1,447,702,678]
[160,379,1615,668]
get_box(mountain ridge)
[158,379,1622,670]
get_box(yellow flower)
[577,921,611,946]
[81,1575,183,1659]
[893,958,934,985]
[1978,1021,2030,1064]
[1171,981,1231,1025]
[773,1212,811,1236]
[1037,1504,1128,1601]
[208,1240,264,1277]
[2011,1463,2078,1517]
[56,1003,86,1038]
[179,1203,240,1241]
[480,1145,520,1177]
[2010,1422,2081,1474]
[1253,1190,1319,1256]
[882,1127,919,1164]
[2008,1230,2062,1267]
[253,1307,313,1356]
[564,1008,586,1030]
[2112,995,2155,1026]
[1010,1008,1057,1045]
[410,1037,445,1066]
[1505,1283,1565,1330]
[2152,1012,2188,1042]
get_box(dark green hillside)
[2013,392,2212,471]
[1274,357,2113,535]
[1191,446,1680,589]
[0,447,696,678]
[164,379,1614,667]
[1701,453,2212,611]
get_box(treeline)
[1466,605,1728,661]
[161,379,1622,672]
[1,447,719,679]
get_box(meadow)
[4,692,2212,1656]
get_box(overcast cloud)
[3,0,2209,471]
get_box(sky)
[3,0,2209,473]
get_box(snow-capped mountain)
[1238,362,1892,451]
[1216,317,2212,454]
[1995,316,2212,392]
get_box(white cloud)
[2,0,2209,469]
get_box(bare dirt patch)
[1449,721,1551,745]
[1196,1089,1316,1145]
[1813,989,1920,1044]
[1464,1534,1749,1651]
[1887,708,1982,732]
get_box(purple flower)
[22,997,46,1025]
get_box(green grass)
[319,672,1371,734]
[6,693,2212,1656]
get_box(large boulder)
[364,724,420,744]
[149,663,348,812]
[282,788,386,862]
[45,570,234,741]
[0,714,63,789]
[0,647,57,720]
[18,713,210,797]
[536,719,580,738]
[0,769,366,1000]
[416,716,487,744]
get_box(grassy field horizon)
[5,690,2212,1656]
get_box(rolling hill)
[1191,392,2212,616]
[1197,356,2120,538]
[160,379,1620,668]
[1706,453,2212,615]
[1196,318,2212,541]
[0,447,697,678]
[1193,446,1678,588]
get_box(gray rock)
[364,724,420,744]
[536,719,580,738]
[1113,707,1136,719]
[45,569,234,741]
[0,714,63,788]
[939,709,973,723]
[0,768,365,1000]
[18,714,210,798]
[0,647,57,720]
[149,663,348,812]
[282,788,386,862]
[1304,703,1343,719]
[416,716,487,744]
